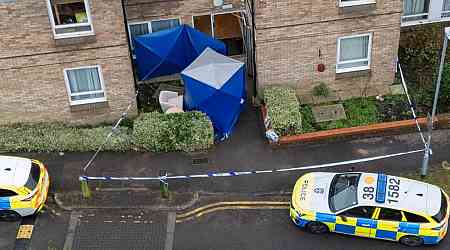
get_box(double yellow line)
[176,201,290,223]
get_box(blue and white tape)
[80,148,426,182]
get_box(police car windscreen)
[329,173,361,212]
[24,163,40,191]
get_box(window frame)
[402,211,430,223]
[339,0,376,7]
[63,65,107,106]
[338,205,376,219]
[336,33,372,74]
[45,0,94,39]
[127,17,182,50]
[401,0,431,25]
[377,207,404,222]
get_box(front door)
[337,206,377,237]
[374,207,404,240]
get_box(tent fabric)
[182,48,245,140]
[134,24,227,80]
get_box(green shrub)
[312,82,330,97]
[264,86,302,136]
[343,97,380,127]
[299,105,317,133]
[132,111,214,152]
[0,123,132,152]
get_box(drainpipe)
[120,0,139,104]
[249,0,258,100]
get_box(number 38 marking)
[362,186,374,200]
[387,178,400,204]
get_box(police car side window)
[0,189,17,197]
[403,212,429,223]
[340,206,375,218]
[379,208,402,221]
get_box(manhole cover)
[312,104,346,123]
[192,158,209,165]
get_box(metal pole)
[421,28,449,177]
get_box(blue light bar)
[376,174,387,203]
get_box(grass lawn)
[299,95,414,133]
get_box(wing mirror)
[339,215,348,222]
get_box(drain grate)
[192,157,209,165]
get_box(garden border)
[261,105,450,145]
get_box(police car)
[0,156,50,221]
[290,172,449,247]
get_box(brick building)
[0,0,137,125]
[1,0,448,125]
[254,0,403,102]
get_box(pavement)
[1,105,450,249]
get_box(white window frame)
[127,17,182,49]
[46,0,94,39]
[338,0,376,7]
[336,33,372,74]
[63,65,107,106]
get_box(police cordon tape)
[79,148,426,182]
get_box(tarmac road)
[174,209,449,250]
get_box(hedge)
[264,86,302,136]
[0,123,132,153]
[132,111,214,152]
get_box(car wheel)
[0,210,22,222]
[307,222,329,234]
[400,235,424,247]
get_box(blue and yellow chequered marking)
[0,197,11,209]
[290,207,445,245]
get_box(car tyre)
[307,222,329,234]
[0,210,22,222]
[400,235,424,247]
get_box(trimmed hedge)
[264,86,302,136]
[132,111,214,152]
[0,123,132,152]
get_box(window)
[0,189,17,197]
[128,18,180,49]
[193,12,244,56]
[402,0,430,22]
[46,0,93,39]
[403,211,429,223]
[329,173,361,212]
[63,65,106,105]
[339,0,376,7]
[443,0,450,17]
[340,206,375,218]
[378,208,403,221]
[336,33,372,73]
[24,163,41,191]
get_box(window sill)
[335,69,371,79]
[70,100,109,112]
[53,31,95,40]
[338,2,376,14]
[339,1,376,8]
[70,98,107,106]
[400,17,450,27]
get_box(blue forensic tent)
[182,48,246,140]
[134,24,227,80]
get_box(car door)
[336,206,376,237]
[374,207,404,241]
[0,188,18,210]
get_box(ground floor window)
[193,12,244,56]
[402,0,430,22]
[336,33,372,73]
[128,18,181,49]
[443,0,450,17]
[64,66,106,105]
[46,0,93,38]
